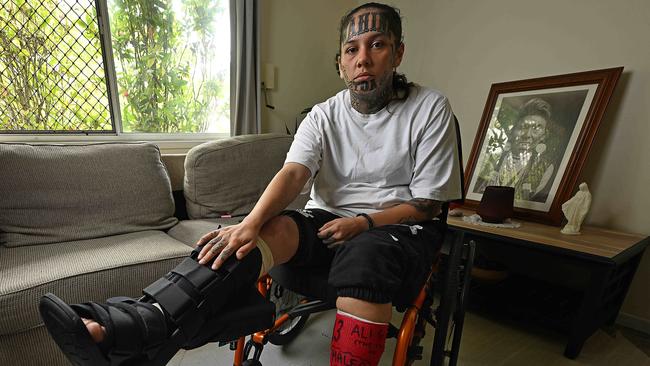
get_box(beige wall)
[259,0,351,134]
[388,0,650,322]
[261,0,649,322]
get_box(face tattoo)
[339,10,399,113]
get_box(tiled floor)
[167,309,650,366]
[620,326,650,357]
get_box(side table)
[447,209,649,359]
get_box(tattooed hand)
[197,222,262,270]
[317,216,369,248]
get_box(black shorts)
[280,208,445,307]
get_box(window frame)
[0,0,231,152]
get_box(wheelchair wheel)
[242,360,262,366]
[406,312,429,366]
[447,240,476,365]
[430,238,476,366]
[267,282,310,345]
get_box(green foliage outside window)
[0,0,229,134]
[0,0,111,132]
[109,0,229,133]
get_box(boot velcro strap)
[143,277,198,321]
[143,276,209,338]
[107,304,144,362]
[110,300,169,360]
[142,253,263,341]
[171,257,223,290]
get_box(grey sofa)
[0,133,297,365]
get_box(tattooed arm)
[372,198,443,226]
[317,198,443,246]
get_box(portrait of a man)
[472,90,589,204]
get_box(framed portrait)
[464,67,623,225]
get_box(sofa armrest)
[184,134,295,219]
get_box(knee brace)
[143,246,264,342]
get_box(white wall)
[259,0,351,134]
[390,0,650,323]
[261,0,650,322]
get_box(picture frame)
[464,67,623,226]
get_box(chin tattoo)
[348,73,394,114]
[346,78,378,93]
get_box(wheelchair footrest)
[183,286,275,349]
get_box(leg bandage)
[256,237,275,277]
[330,310,388,366]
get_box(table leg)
[564,265,611,359]
[604,253,644,328]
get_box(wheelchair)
[224,116,472,366]
[222,228,475,366]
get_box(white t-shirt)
[285,85,462,217]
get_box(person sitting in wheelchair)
[39,2,462,365]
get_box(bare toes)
[82,318,106,343]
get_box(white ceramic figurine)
[561,182,592,235]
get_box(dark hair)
[512,97,566,163]
[336,2,414,102]
[517,98,552,122]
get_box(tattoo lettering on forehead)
[346,11,388,40]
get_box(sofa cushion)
[167,218,244,247]
[184,134,293,219]
[0,231,192,335]
[0,142,178,247]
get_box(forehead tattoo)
[346,11,389,41]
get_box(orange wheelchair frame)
[228,232,475,366]
[226,116,470,365]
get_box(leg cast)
[330,309,389,366]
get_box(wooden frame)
[464,67,623,225]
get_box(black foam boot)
[40,247,274,366]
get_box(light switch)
[262,63,276,90]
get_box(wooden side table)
[447,209,649,359]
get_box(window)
[0,0,111,133]
[0,0,230,136]
[108,0,230,134]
